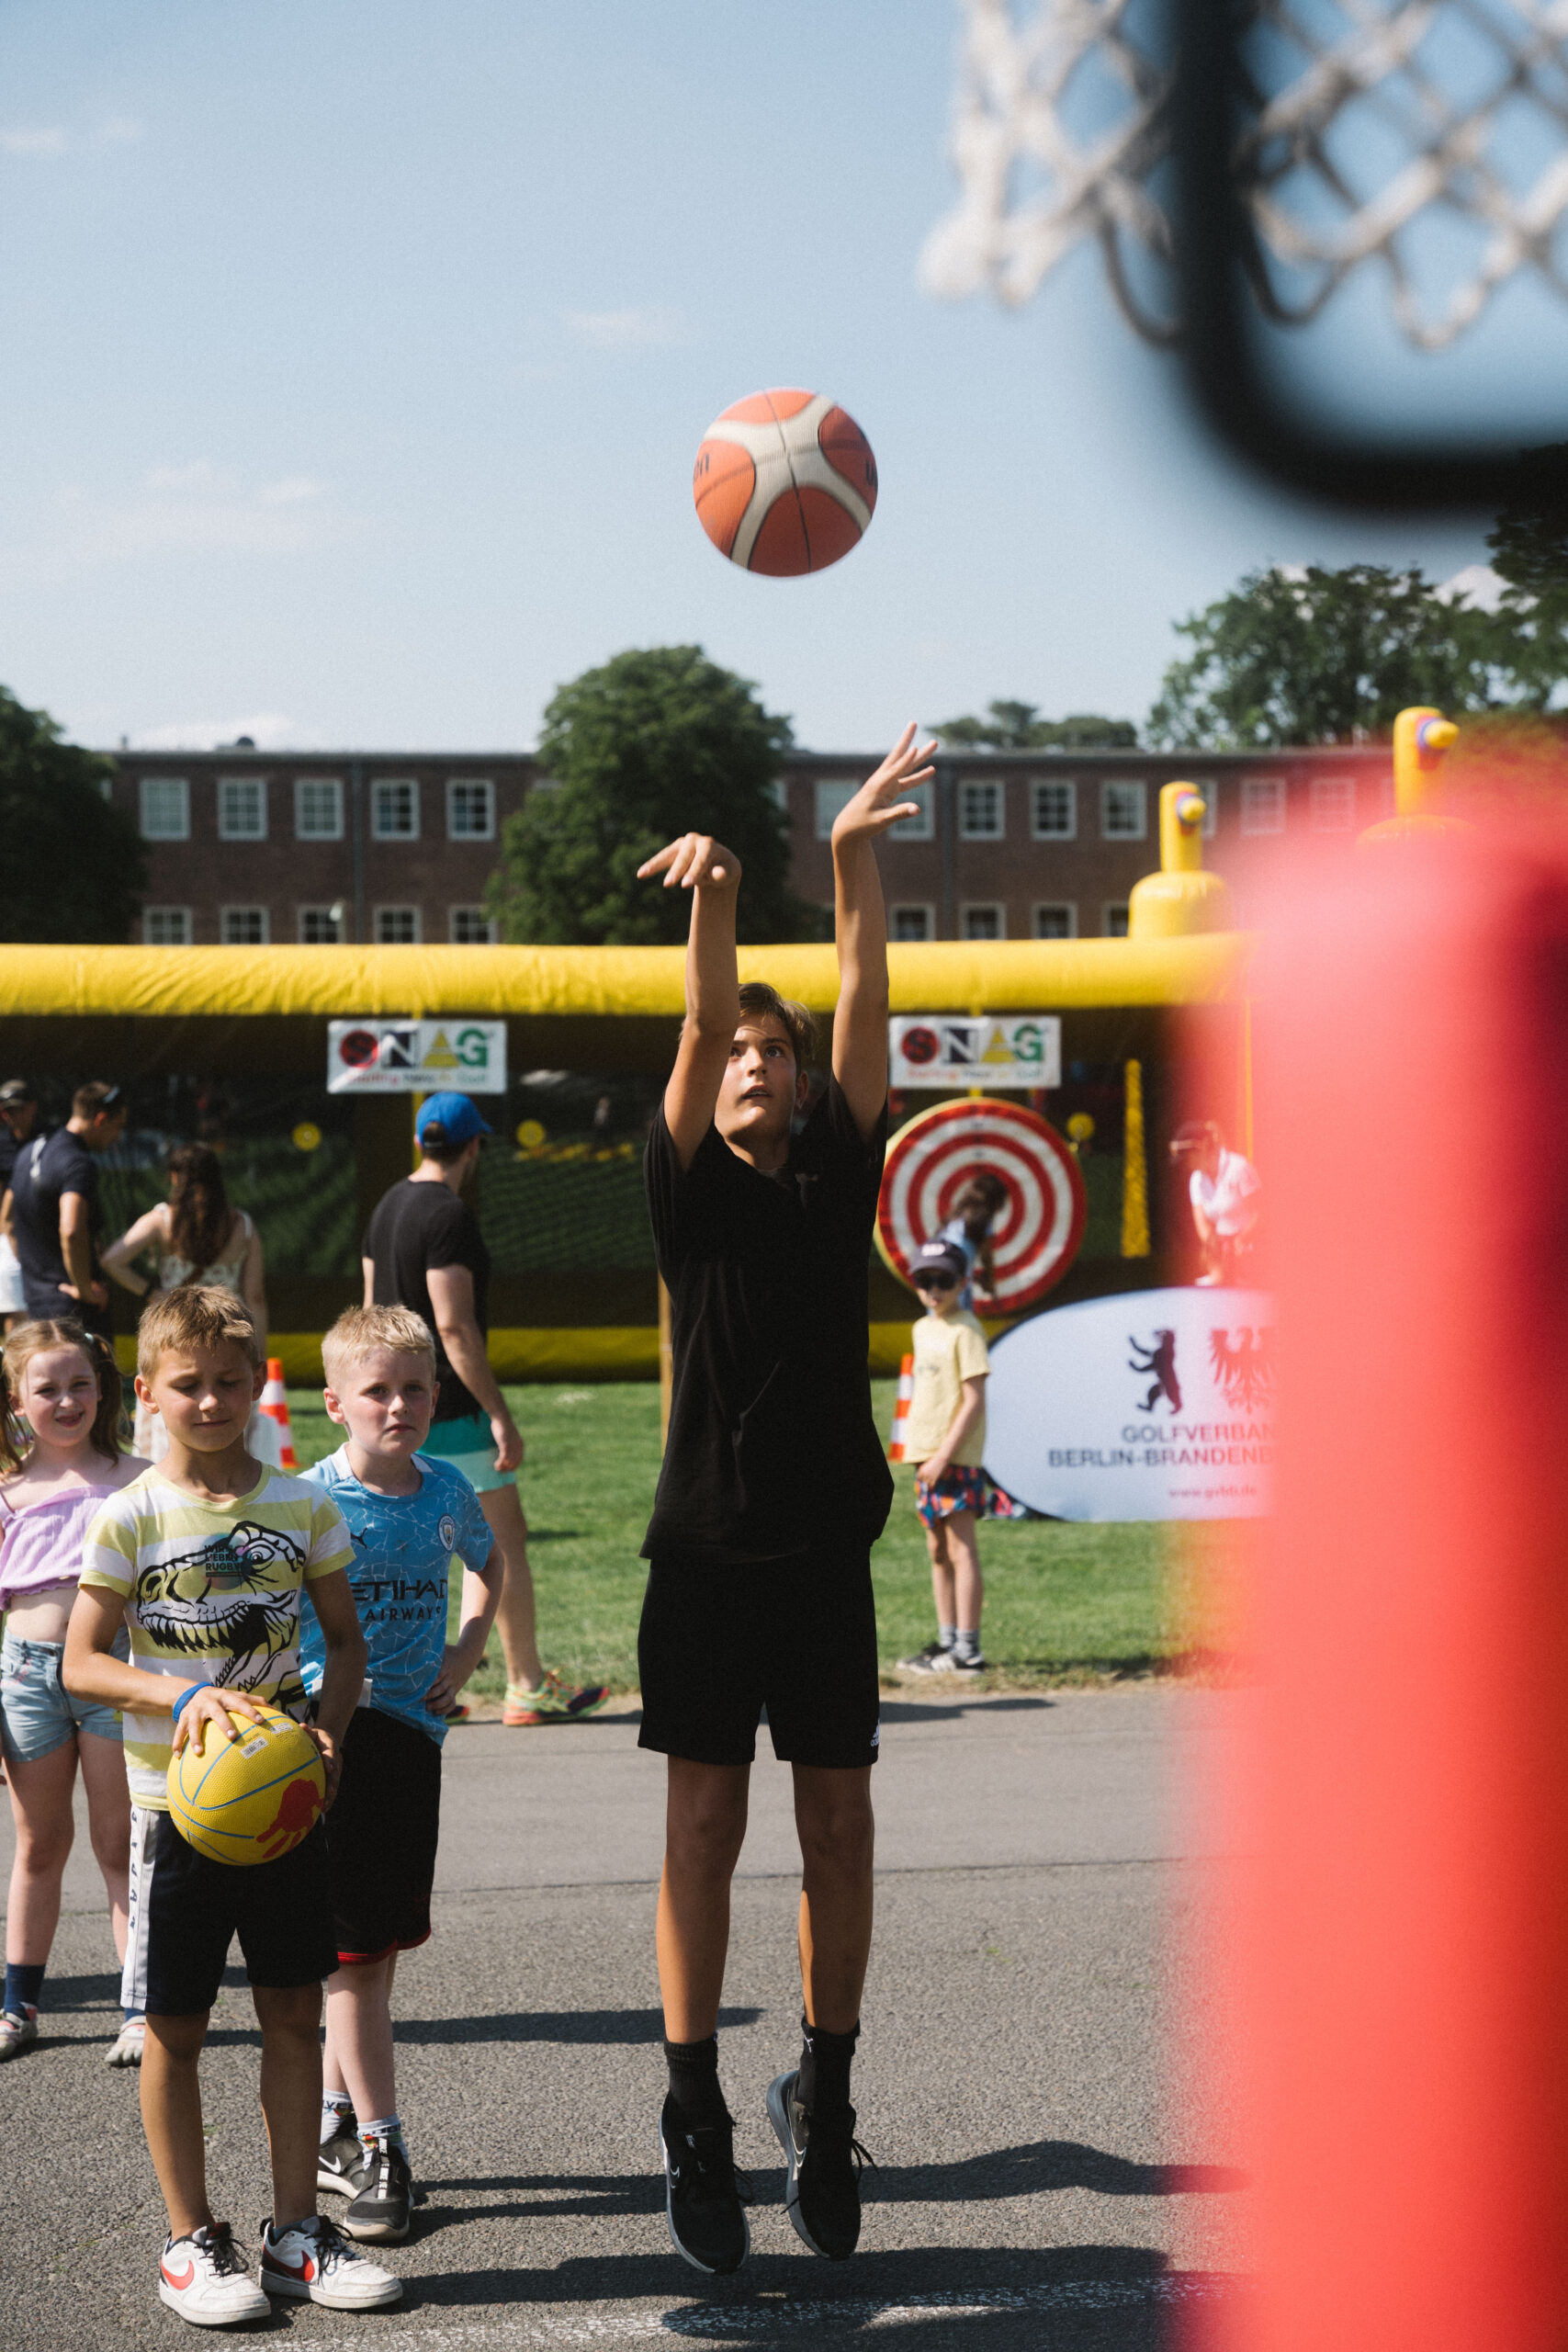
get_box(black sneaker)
[897,1641,954,1672]
[317,2120,367,2199]
[658,2095,751,2274]
[950,1646,987,1674]
[767,2070,874,2259]
[341,2135,412,2244]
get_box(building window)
[295,777,344,839]
[1103,902,1131,937]
[218,775,267,840]
[962,902,1006,941]
[1033,901,1077,938]
[1032,779,1077,839]
[891,781,934,840]
[298,905,343,944]
[890,904,934,942]
[372,778,420,840]
[447,778,495,840]
[1241,776,1287,835]
[374,906,421,944]
[1311,775,1356,831]
[220,906,270,945]
[1100,781,1146,840]
[815,781,857,839]
[449,907,497,944]
[143,906,193,945]
[959,778,1004,840]
[140,777,189,841]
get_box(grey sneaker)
[317,2121,367,2199]
[341,2136,412,2244]
[0,2008,39,2061]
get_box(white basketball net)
[920,0,1568,347]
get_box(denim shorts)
[1,1632,127,1765]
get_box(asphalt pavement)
[0,1685,1249,2350]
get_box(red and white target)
[876,1100,1087,1313]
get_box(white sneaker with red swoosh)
[157,2222,270,2326]
[260,2212,402,2308]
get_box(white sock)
[938,1624,956,1649]
[360,2112,406,2156]
[954,1628,981,1658]
[321,2090,355,2144]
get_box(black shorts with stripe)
[122,1808,336,2019]
[321,1704,442,1965]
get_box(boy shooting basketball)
[636,723,934,2275]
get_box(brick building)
[102,741,1395,947]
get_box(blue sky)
[0,0,1514,754]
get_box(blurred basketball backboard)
[923,0,1568,503]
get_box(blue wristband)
[174,1681,213,1723]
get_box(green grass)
[288,1380,1246,1700]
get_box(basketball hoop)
[922,0,1568,351]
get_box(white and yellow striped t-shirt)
[80,1464,355,1809]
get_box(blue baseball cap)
[414,1091,491,1147]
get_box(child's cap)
[912,1240,968,1287]
[414,1091,491,1147]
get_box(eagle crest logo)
[1209,1327,1273,1411]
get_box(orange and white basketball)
[693,389,877,576]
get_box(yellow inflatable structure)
[1128,783,1233,939]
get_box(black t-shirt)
[11,1127,100,1291]
[363,1178,491,1425]
[642,1078,894,1565]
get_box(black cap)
[912,1240,968,1285]
[0,1079,35,1106]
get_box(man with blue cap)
[360,1091,606,1726]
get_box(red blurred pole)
[1196,830,1568,2352]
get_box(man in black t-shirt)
[0,1079,41,1331]
[361,1091,606,1726]
[637,724,936,2278]
[7,1079,127,1340]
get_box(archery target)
[876,1100,1087,1313]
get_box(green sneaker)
[503,1669,609,1725]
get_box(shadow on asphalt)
[877,1697,1055,1724]
[872,2139,1247,2199]
[394,2004,764,2046]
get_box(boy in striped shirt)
[64,1287,401,2328]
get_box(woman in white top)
[102,1144,269,1453]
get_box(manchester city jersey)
[299,1446,493,1747]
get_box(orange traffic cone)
[258,1359,299,1472]
[888,1354,914,1462]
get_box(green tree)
[1484,443,1568,707]
[1145,564,1506,749]
[935,700,1138,749]
[485,646,818,945]
[0,688,146,941]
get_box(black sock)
[797,2014,859,2115]
[664,2034,728,2129]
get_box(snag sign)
[327,1019,506,1094]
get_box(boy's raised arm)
[829,726,936,1140]
[638,831,743,1170]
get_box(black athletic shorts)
[637,1545,880,1770]
[321,1705,442,1964]
[122,1807,336,2019]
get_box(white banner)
[889,1013,1062,1091]
[986,1285,1275,1521]
[326,1019,507,1094]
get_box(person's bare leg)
[3,1740,77,1970]
[79,1730,132,1962]
[793,1766,874,2033]
[944,1510,984,1638]
[322,1956,397,2123]
[479,1481,544,1691]
[254,1982,325,2228]
[141,2011,213,2239]
[656,1759,750,2041]
[925,1520,956,1635]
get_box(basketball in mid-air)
[693,389,877,576]
[166,1700,326,1866]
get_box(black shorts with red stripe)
[323,1704,442,1964]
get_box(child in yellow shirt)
[897,1240,989,1675]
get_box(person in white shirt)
[1168,1121,1260,1287]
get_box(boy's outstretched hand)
[830,723,937,850]
[637,833,742,894]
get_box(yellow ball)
[166,1701,325,1867]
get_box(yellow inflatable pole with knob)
[1359,707,1463,846]
[1128,783,1233,939]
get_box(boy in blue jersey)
[299,1305,500,2245]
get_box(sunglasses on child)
[914,1272,958,1292]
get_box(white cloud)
[1,127,68,157]
[258,475,327,506]
[562,305,682,350]
[1436,561,1510,612]
[0,462,352,580]
[144,459,221,493]
[130,713,311,752]
[98,116,144,145]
